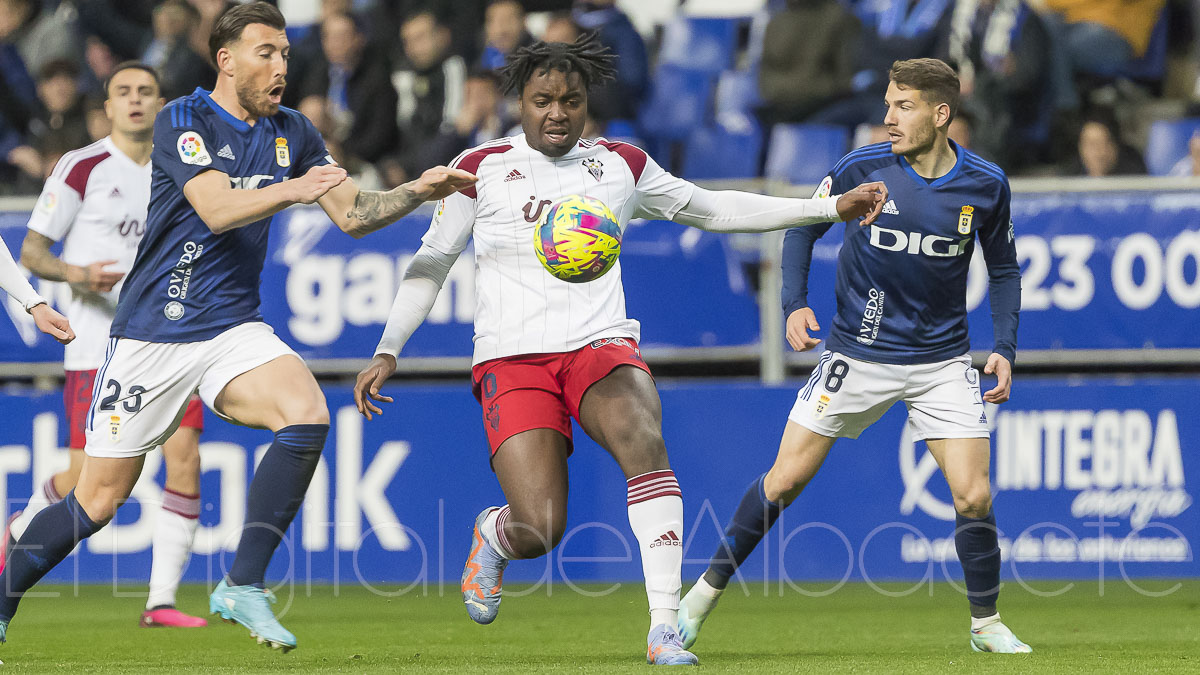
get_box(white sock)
[481,505,518,560]
[11,476,63,540]
[146,489,200,610]
[626,470,684,631]
[690,575,724,603]
[971,612,1001,631]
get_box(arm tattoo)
[345,185,422,237]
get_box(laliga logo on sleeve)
[814,176,833,199]
[178,132,212,166]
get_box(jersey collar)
[897,139,963,188]
[195,88,253,133]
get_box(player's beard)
[901,121,938,156]
[236,78,281,118]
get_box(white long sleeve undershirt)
[373,189,842,358]
[0,240,45,311]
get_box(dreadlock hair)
[499,32,617,97]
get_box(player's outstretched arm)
[0,236,71,342]
[318,165,477,239]
[672,182,887,233]
[29,303,74,344]
[183,164,349,234]
[20,231,124,293]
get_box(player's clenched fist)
[982,352,1012,404]
[30,303,74,344]
[407,165,478,202]
[785,307,822,352]
[354,353,397,420]
[835,181,888,226]
[290,164,348,204]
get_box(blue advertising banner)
[0,207,759,363]
[800,190,1200,353]
[3,189,1200,360]
[0,377,1191,587]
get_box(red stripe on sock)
[627,489,682,507]
[627,477,679,499]
[161,506,200,520]
[161,490,201,519]
[494,506,513,556]
[626,470,675,488]
[162,487,200,500]
[43,477,63,503]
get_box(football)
[533,195,622,283]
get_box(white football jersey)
[27,137,152,370]
[427,134,696,365]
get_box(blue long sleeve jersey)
[782,141,1021,365]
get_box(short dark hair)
[37,58,79,83]
[889,58,960,122]
[499,32,616,96]
[102,61,161,99]
[208,1,286,65]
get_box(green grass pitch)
[0,580,1194,673]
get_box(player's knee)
[608,419,669,473]
[763,467,807,504]
[281,392,330,427]
[954,485,992,519]
[506,511,567,558]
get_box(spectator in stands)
[28,59,92,178]
[0,0,80,81]
[573,0,649,121]
[282,0,351,110]
[1065,111,1147,177]
[807,0,952,130]
[1167,130,1200,177]
[379,9,467,187]
[479,0,531,72]
[756,0,860,125]
[75,0,157,61]
[142,0,215,101]
[373,0,487,65]
[299,11,399,179]
[942,0,1053,171]
[1032,0,1167,111]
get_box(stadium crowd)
[0,0,1196,195]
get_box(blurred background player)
[677,58,1029,655]
[352,33,886,667]
[12,61,207,629]
[0,2,475,651]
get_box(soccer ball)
[533,195,622,283]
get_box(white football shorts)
[83,322,300,458]
[788,350,990,441]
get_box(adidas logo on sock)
[650,530,681,548]
[217,144,236,160]
[881,199,899,215]
[503,169,524,182]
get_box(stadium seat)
[658,17,740,74]
[714,69,760,122]
[638,65,716,143]
[681,119,763,180]
[763,124,850,185]
[1145,118,1200,176]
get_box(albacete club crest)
[582,157,603,182]
[958,205,974,235]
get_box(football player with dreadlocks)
[354,33,887,665]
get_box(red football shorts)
[471,337,651,457]
[65,369,203,449]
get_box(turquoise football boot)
[970,618,1032,653]
[209,579,296,652]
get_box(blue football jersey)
[782,141,1021,365]
[110,88,332,342]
